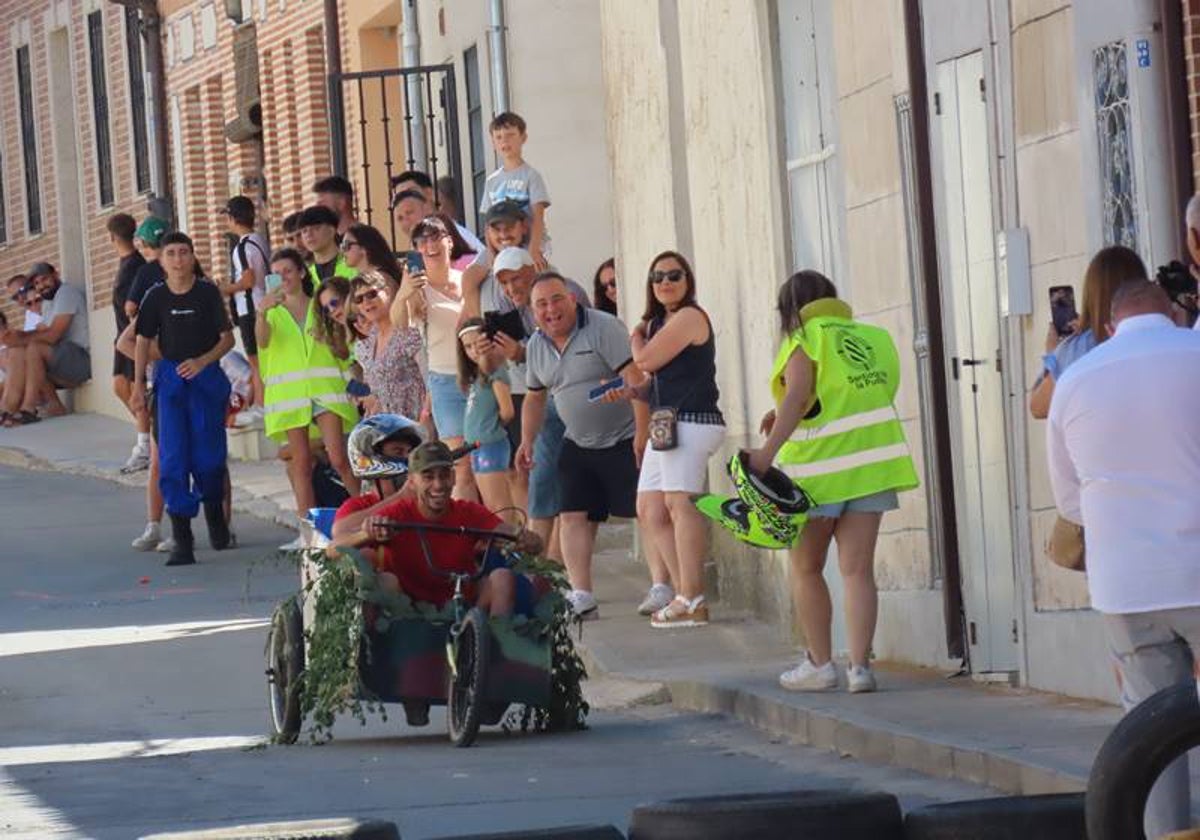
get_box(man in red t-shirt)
[346,441,543,615]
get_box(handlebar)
[372,520,519,582]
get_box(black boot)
[166,514,196,566]
[203,500,231,550]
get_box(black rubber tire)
[428,825,623,840]
[628,790,902,839]
[139,816,400,838]
[266,596,304,744]
[904,794,1086,839]
[1086,681,1200,840]
[447,607,491,748]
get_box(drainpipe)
[488,0,510,114]
[324,0,347,176]
[401,0,427,167]
[108,0,173,224]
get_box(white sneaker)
[637,583,674,616]
[155,537,176,553]
[131,522,161,551]
[779,655,838,692]
[120,444,150,474]
[233,405,265,429]
[567,589,599,620]
[847,664,877,694]
[278,533,306,551]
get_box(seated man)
[339,440,543,618]
[1,263,91,425]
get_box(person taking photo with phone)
[256,248,360,540]
[1029,246,1146,419]
[348,271,424,421]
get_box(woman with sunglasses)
[593,258,618,315]
[348,271,424,422]
[341,223,404,288]
[391,215,478,500]
[256,248,361,522]
[618,252,725,628]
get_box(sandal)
[7,410,41,426]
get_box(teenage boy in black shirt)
[132,232,235,566]
[107,214,150,472]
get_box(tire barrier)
[1086,681,1200,840]
[903,793,1085,839]
[628,790,903,839]
[140,817,401,839]
[429,825,624,840]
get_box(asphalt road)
[0,466,994,839]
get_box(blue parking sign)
[1137,39,1151,68]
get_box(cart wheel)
[266,596,304,743]
[447,607,491,747]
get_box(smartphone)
[264,273,283,293]
[587,377,625,404]
[484,309,526,343]
[1049,285,1077,338]
[405,250,426,276]
[345,379,372,398]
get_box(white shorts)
[637,420,726,494]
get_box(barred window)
[88,10,115,206]
[125,6,151,194]
[1093,41,1137,251]
[464,45,486,233]
[16,45,41,234]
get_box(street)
[0,466,993,839]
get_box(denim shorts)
[528,398,565,519]
[471,437,511,475]
[426,371,467,439]
[809,489,900,520]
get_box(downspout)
[401,0,427,167]
[324,0,347,176]
[488,0,510,114]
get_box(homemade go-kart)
[265,416,580,748]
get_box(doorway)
[47,26,86,284]
[933,50,1018,675]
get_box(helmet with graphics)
[727,450,812,546]
[347,414,426,479]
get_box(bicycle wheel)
[266,596,304,743]
[447,607,491,747]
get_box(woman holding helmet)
[745,271,918,695]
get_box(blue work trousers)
[155,361,230,518]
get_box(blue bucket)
[307,507,339,539]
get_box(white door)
[935,52,1018,674]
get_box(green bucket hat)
[134,216,169,248]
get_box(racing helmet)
[727,450,812,546]
[347,414,427,479]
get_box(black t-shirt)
[314,258,339,283]
[135,280,232,362]
[128,261,166,310]
[113,251,147,331]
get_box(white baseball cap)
[493,247,535,275]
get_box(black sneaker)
[203,501,231,551]
[165,543,196,566]
[403,701,430,727]
[166,514,196,566]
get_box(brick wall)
[1186,0,1200,190]
[163,1,354,283]
[0,2,149,326]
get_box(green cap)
[408,441,454,474]
[134,216,169,248]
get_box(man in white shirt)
[218,196,267,415]
[1047,278,1200,838]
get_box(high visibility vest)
[772,299,918,506]
[308,254,358,291]
[260,300,357,441]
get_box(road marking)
[0,736,266,768]
[0,617,270,658]
[0,769,79,837]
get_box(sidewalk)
[0,412,1127,796]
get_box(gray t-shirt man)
[46,282,90,349]
[525,306,635,449]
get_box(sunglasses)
[353,288,381,305]
[321,297,342,312]
[650,269,685,285]
[341,239,360,251]
[601,280,617,290]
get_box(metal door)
[934,51,1018,674]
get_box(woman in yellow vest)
[256,248,361,526]
[746,271,918,695]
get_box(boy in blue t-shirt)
[479,112,552,271]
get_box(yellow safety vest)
[260,300,357,441]
[772,299,918,505]
[308,254,358,291]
